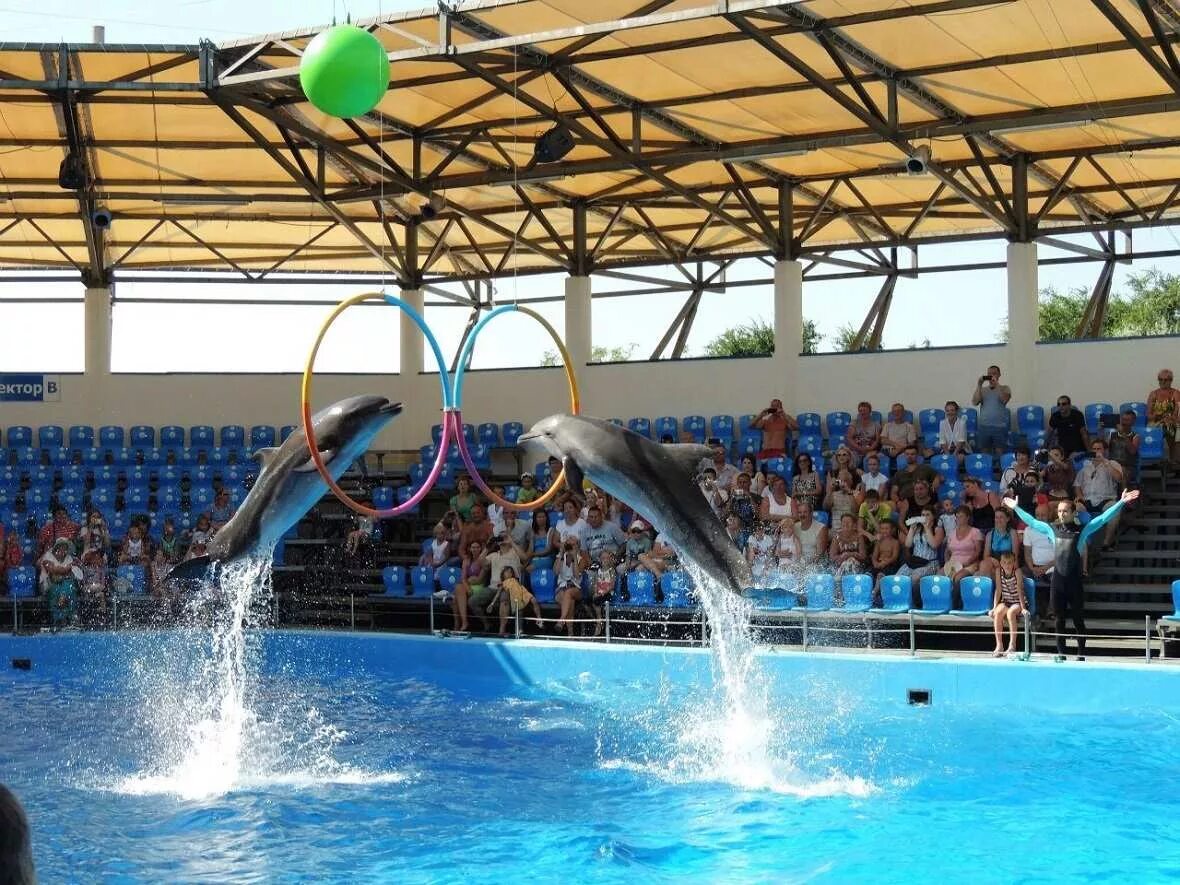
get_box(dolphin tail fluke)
[164,555,217,584]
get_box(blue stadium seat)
[0,467,17,490]
[682,415,707,443]
[1026,430,1048,450]
[460,424,474,445]
[841,574,873,612]
[124,484,151,512]
[6,426,32,447]
[218,425,244,447]
[628,417,652,438]
[436,463,457,492]
[108,512,130,543]
[141,448,166,470]
[438,565,462,597]
[190,485,216,511]
[396,486,419,513]
[26,485,53,509]
[99,426,124,448]
[951,576,993,615]
[114,564,147,596]
[430,424,444,445]
[1141,426,1165,462]
[226,485,247,508]
[189,464,214,484]
[1159,580,1180,624]
[157,484,184,511]
[626,570,656,606]
[61,465,85,486]
[940,480,963,504]
[918,408,944,435]
[410,566,435,597]
[1118,401,1148,431]
[1016,405,1044,434]
[160,425,185,447]
[280,425,297,443]
[371,486,395,511]
[1084,403,1114,435]
[0,488,15,509]
[28,465,53,486]
[37,426,64,448]
[409,462,429,488]
[382,565,408,596]
[735,435,760,458]
[763,456,789,478]
[811,455,827,477]
[445,444,464,469]
[501,422,524,447]
[825,411,851,440]
[654,416,678,440]
[710,415,735,440]
[68,425,95,448]
[89,486,117,510]
[6,566,36,599]
[796,412,822,435]
[964,408,978,435]
[530,567,556,603]
[11,447,35,468]
[58,484,84,507]
[738,414,759,436]
[661,571,693,607]
[799,573,835,611]
[129,425,154,448]
[929,453,957,479]
[999,452,1017,473]
[246,425,274,450]
[45,447,70,467]
[477,423,499,447]
[914,575,951,614]
[796,435,823,457]
[80,446,104,467]
[964,453,993,480]
[757,587,796,611]
[190,426,215,449]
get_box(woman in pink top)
[943,504,983,600]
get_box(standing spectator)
[936,400,971,464]
[1107,408,1141,484]
[880,403,917,459]
[495,564,545,638]
[486,534,525,605]
[515,472,540,504]
[37,505,79,558]
[1075,439,1124,549]
[1041,445,1075,502]
[972,364,1012,455]
[1048,395,1089,457]
[449,475,478,523]
[759,474,793,524]
[1000,446,1040,515]
[790,452,822,515]
[750,398,797,459]
[1148,367,1180,468]
[724,473,759,533]
[699,442,740,491]
[828,513,867,579]
[793,502,828,568]
[586,550,617,637]
[486,486,507,535]
[580,505,625,566]
[844,401,881,464]
[39,538,81,628]
[739,455,767,498]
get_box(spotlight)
[905,145,932,175]
[91,207,112,229]
[58,151,86,190]
[418,193,446,221]
[533,124,574,164]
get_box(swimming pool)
[5,630,1180,883]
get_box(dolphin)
[519,414,752,593]
[167,394,402,582]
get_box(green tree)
[701,317,821,357]
[1121,268,1180,336]
[540,343,637,366]
[832,323,861,352]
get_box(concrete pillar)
[1005,241,1038,402]
[564,275,592,368]
[399,287,424,376]
[774,259,804,406]
[84,285,112,377]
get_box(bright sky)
[2,0,1179,373]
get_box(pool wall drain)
[11,658,31,670]
[907,688,931,706]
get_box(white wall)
[1,335,1175,450]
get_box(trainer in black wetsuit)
[1013,490,1137,658]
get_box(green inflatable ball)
[299,25,391,119]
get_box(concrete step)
[1086,583,1175,596]
[1093,565,1179,577]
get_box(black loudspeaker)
[533,125,574,164]
[58,152,86,190]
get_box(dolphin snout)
[517,431,539,444]
[380,401,403,416]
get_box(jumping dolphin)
[167,395,401,582]
[519,414,752,593]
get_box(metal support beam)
[849,273,898,350]
[1075,260,1116,338]
[1092,0,1180,94]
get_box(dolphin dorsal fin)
[663,443,713,478]
[252,446,279,467]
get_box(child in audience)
[589,549,618,637]
[858,488,892,536]
[487,486,506,534]
[516,472,540,504]
[990,549,1028,657]
[494,565,544,637]
[745,521,776,584]
[870,521,901,580]
[937,497,958,541]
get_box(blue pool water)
[4,630,1180,883]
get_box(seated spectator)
[1048,395,1089,456]
[698,467,728,519]
[39,537,81,628]
[844,401,881,464]
[451,538,491,634]
[1075,439,1124,548]
[990,549,1028,657]
[892,445,941,510]
[487,486,507,534]
[790,453,822,516]
[37,505,79,558]
[745,521,776,584]
[899,477,938,523]
[449,475,479,522]
[553,536,587,636]
[210,488,234,532]
[854,452,889,508]
[774,518,803,577]
[581,505,625,566]
[438,511,463,563]
[584,486,624,525]
[659,433,674,444]
[699,442,740,491]
[936,400,971,463]
[185,513,213,561]
[739,455,767,497]
[515,472,541,504]
[829,446,858,484]
[1022,501,1056,581]
[553,500,587,548]
[869,521,901,585]
[151,517,184,601]
[1147,367,1179,466]
[77,510,111,613]
[760,474,792,524]
[638,532,677,581]
[526,510,558,574]
[459,503,494,553]
[344,505,375,558]
[495,564,544,637]
[944,505,984,599]
[979,507,1018,580]
[722,514,747,550]
[502,507,533,554]
[619,520,652,577]
[587,549,617,637]
[1107,409,1141,483]
[723,472,758,532]
[824,451,858,526]
[1000,446,1040,514]
[486,533,525,603]
[880,402,917,458]
[962,476,997,532]
[420,522,453,569]
[793,502,828,567]
[895,506,944,596]
[828,512,866,579]
[1040,445,1075,501]
[858,488,892,535]
[118,523,152,581]
[751,398,797,459]
[972,364,1012,455]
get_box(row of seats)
[1,464,253,489]
[0,482,238,510]
[0,447,261,471]
[4,564,147,598]
[0,425,297,450]
[430,422,525,449]
[752,573,1036,617]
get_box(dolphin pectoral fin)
[252,447,279,466]
[664,443,714,478]
[295,449,337,472]
[165,555,216,583]
[562,456,585,494]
